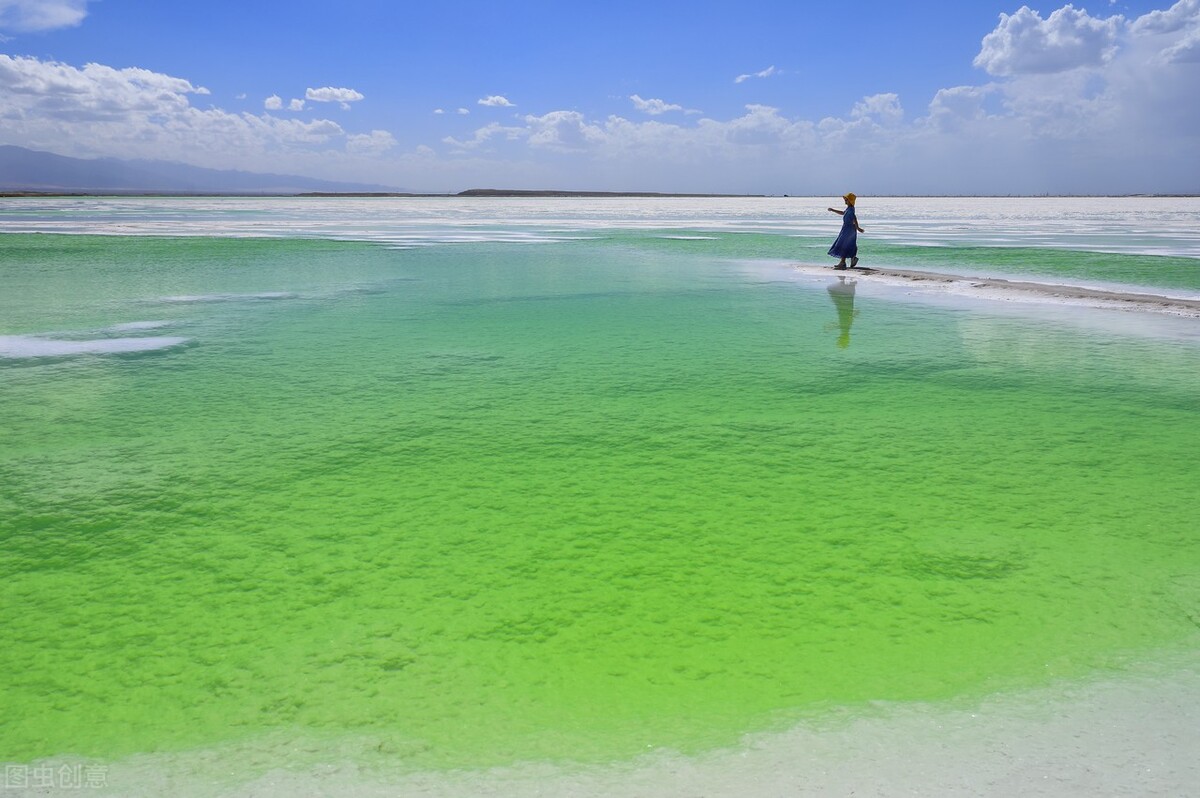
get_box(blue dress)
[828,206,858,259]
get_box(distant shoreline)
[2,190,1197,199]
[0,189,763,199]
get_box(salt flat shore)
[381,656,1199,798]
[18,651,1191,798]
[793,264,1200,318]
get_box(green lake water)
[2,229,1198,774]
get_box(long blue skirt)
[828,226,857,259]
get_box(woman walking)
[827,193,865,270]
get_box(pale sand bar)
[793,264,1200,318]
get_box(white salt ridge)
[0,334,189,359]
[2,197,1195,259]
[375,232,591,246]
[159,292,298,303]
[786,263,1200,318]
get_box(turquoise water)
[1,198,1199,781]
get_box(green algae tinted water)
[1,208,1199,775]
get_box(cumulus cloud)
[629,94,683,115]
[0,54,350,169]
[306,86,364,103]
[294,119,344,140]
[851,93,904,125]
[1161,27,1200,60]
[974,4,1124,75]
[524,110,606,151]
[346,129,397,155]
[306,86,363,109]
[478,95,514,107]
[1131,0,1199,32]
[715,104,810,148]
[442,122,525,151]
[264,94,306,112]
[0,0,89,32]
[925,84,999,125]
[0,55,209,123]
[1135,0,1200,62]
[735,65,778,83]
[457,107,470,115]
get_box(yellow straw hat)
[843,193,856,206]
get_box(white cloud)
[306,86,364,103]
[288,98,305,111]
[1135,0,1200,62]
[306,86,363,110]
[294,119,344,139]
[851,93,904,125]
[925,84,1000,128]
[524,110,605,151]
[433,108,444,115]
[717,104,802,147]
[0,54,348,170]
[442,122,525,151]
[974,5,1124,75]
[477,95,514,107]
[629,94,683,115]
[0,0,89,32]
[0,55,209,122]
[346,129,397,155]
[735,65,778,83]
[1162,27,1200,60]
[457,107,470,115]
[264,94,283,110]
[1131,0,1199,33]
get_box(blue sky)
[1,0,1198,193]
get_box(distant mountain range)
[0,145,401,194]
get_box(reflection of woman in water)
[827,192,865,270]
[826,276,858,349]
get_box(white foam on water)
[0,334,190,359]
[108,321,172,331]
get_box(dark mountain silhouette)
[0,145,400,194]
